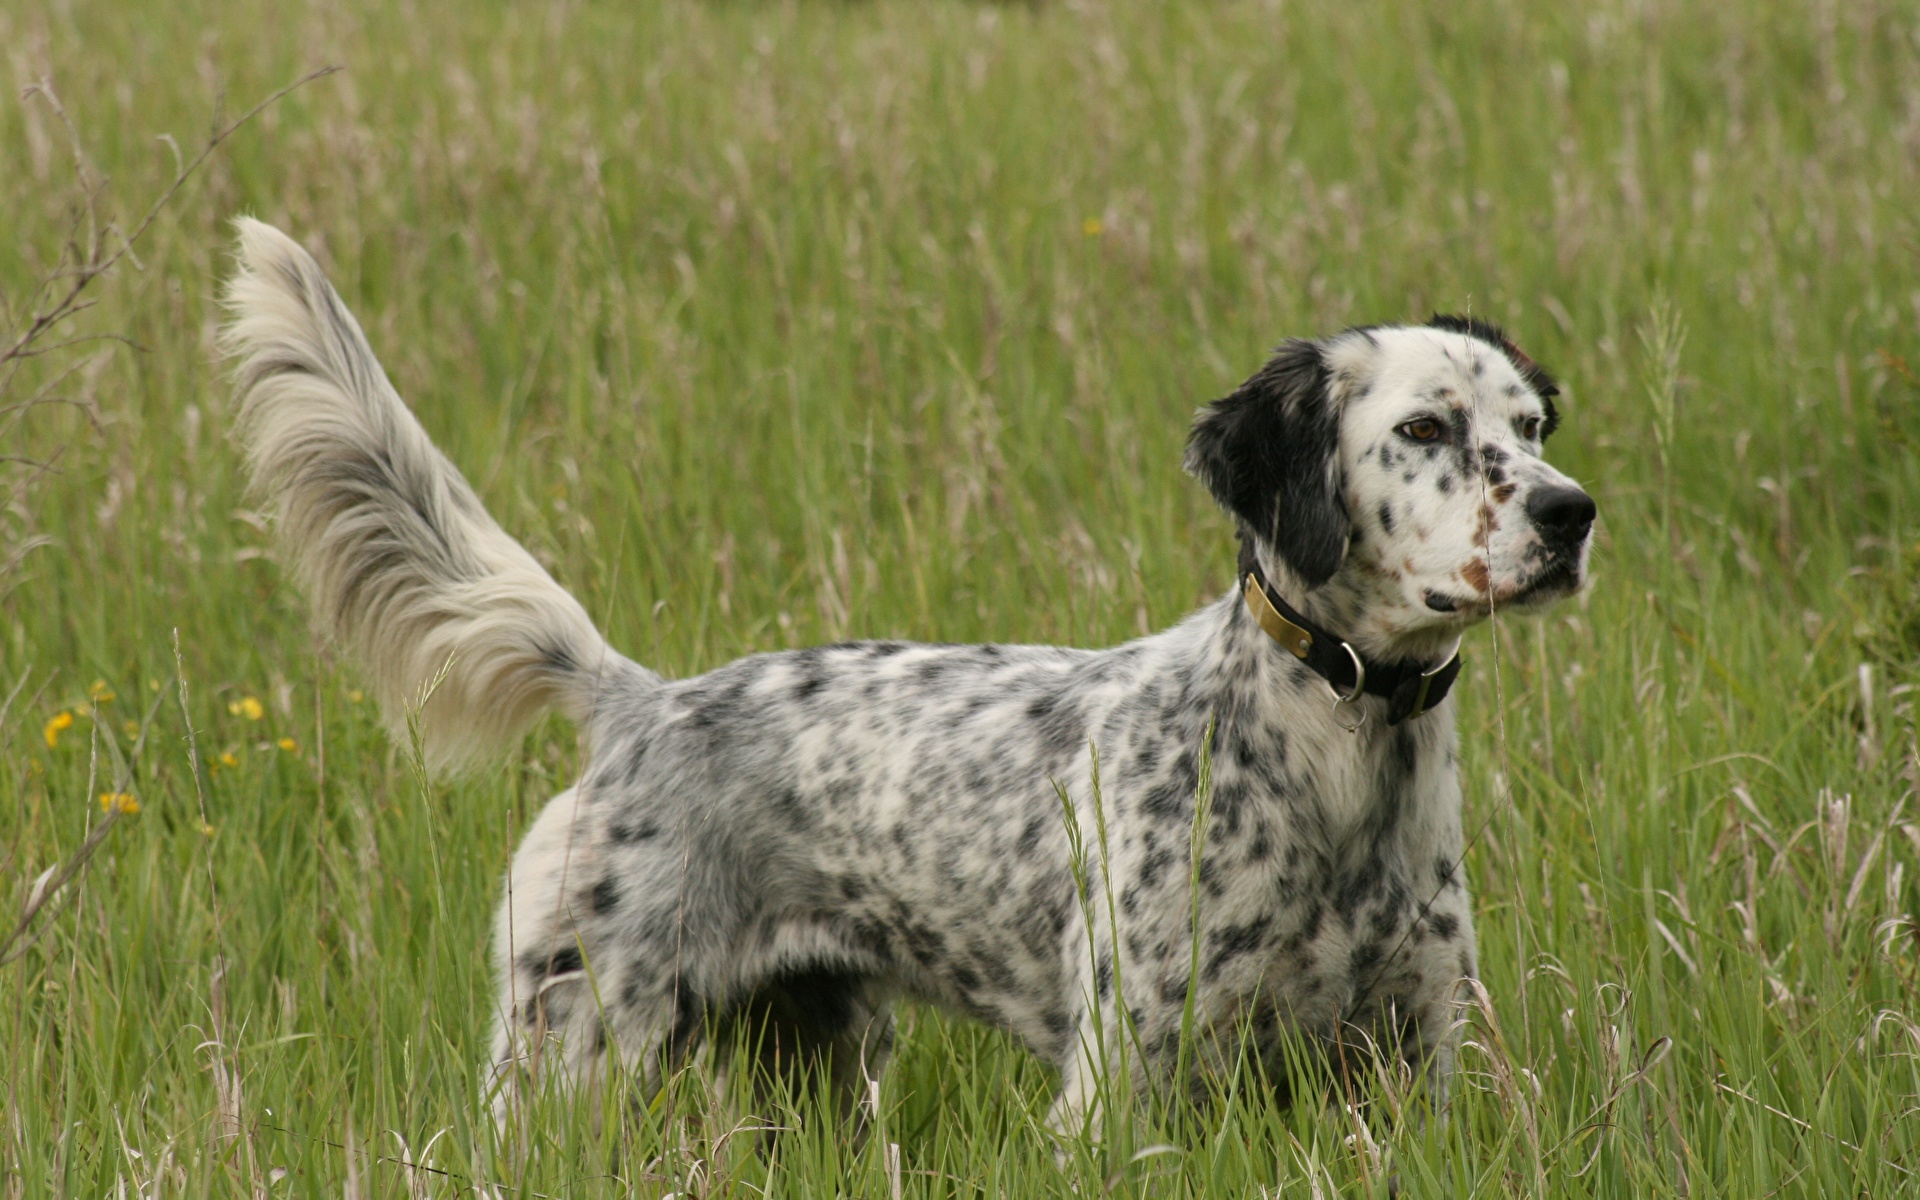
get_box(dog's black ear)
[1184,339,1350,588]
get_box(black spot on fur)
[1141,780,1189,821]
[793,669,828,701]
[589,877,621,914]
[1205,915,1273,979]
[1297,902,1325,944]
[1247,823,1273,861]
[1349,941,1384,993]
[1429,911,1460,940]
[902,920,947,967]
[524,944,583,982]
[1015,814,1048,855]
[974,950,1018,992]
[1139,846,1178,890]
[1044,1009,1073,1044]
[773,787,814,831]
[620,736,651,785]
[1027,692,1086,760]
[611,819,659,844]
[1336,855,1388,920]
[1377,502,1395,534]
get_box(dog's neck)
[1236,537,1467,668]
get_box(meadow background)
[5,0,1920,1194]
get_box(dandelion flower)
[98,793,140,815]
[220,751,239,769]
[229,696,265,721]
[44,711,74,749]
[277,736,297,752]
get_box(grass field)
[6,0,1920,1194]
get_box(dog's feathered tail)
[221,218,646,773]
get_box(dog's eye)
[1520,416,1543,441]
[1398,418,1442,443]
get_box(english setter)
[223,219,1594,1130]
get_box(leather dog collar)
[1241,565,1463,725]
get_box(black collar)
[1240,562,1464,725]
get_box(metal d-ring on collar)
[1328,642,1367,732]
[1241,567,1466,727]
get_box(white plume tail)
[221,218,641,773]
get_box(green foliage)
[5,0,1920,1194]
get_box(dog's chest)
[1106,708,1471,1041]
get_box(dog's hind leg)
[484,788,717,1128]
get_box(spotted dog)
[223,219,1595,1131]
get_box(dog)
[222,218,1594,1132]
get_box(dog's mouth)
[1424,557,1584,616]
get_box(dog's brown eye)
[1521,416,1542,440]
[1399,418,1441,442]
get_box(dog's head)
[1186,316,1594,656]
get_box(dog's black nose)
[1526,485,1596,539]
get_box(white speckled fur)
[222,222,1594,1133]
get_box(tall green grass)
[5,0,1920,1194]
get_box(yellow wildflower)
[98,793,140,815]
[1082,216,1104,237]
[44,711,74,749]
[348,689,365,704]
[277,736,297,752]
[228,696,265,721]
[199,820,216,837]
[89,680,116,703]
[220,751,239,769]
